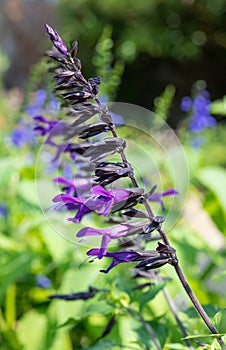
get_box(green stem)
[6,284,16,328]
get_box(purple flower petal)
[77,222,146,258]
[149,188,178,211]
[87,248,141,273]
[162,189,179,196]
[53,176,93,196]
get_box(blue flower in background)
[36,274,52,289]
[180,96,192,112]
[26,89,47,117]
[9,89,60,149]
[26,89,60,118]
[0,203,8,219]
[10,122,36,148]
[181,90,217,133]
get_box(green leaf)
[139,282,166,309]
[0,252,32,302]
[197,167,226,213]
[81,300,114,318]
[17,179,39,207]
[56,317,79,328]
[133,325,152,349]
[183,333,225,340]
[183,304,221,319]
[0,233,23,252]
[213,309,226,333]
[40,222,74,262]
[211,97,226,116]
[58,300,114,329]
[134,321,168,349]
[149,321,169,348]
[83,339,116,350]
[17,310,48,350]
[166,344,189,350]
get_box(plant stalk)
[158,228,226,350]
[96,90,226,350]
[162,287,194,349]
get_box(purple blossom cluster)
[180,90,217,133]
[10,121,36,148]
[9,88,59,149]
[38,24,178,276]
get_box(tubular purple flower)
[52,194,93,222]
[77,221,148,258]
[52,185,145,222]
[148,189,178,211]
[33,116,66,137]
[91,186,144,215]
[53,176,94,196]
[87,248,141,273]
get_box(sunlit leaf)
[197,167,226,214]
[213,309,226,333]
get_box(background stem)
[162,287,194,349]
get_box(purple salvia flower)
[90,186,143,215]
[53,176,93,196]
[87,248,141,273]
[77,221,148,258]
[148,189,178,211]
[45,24,68,55]
[33,116,64,136]
[34,116,70,162]
[52,194,92,222]
[10,122,36,148]
[52,185,144,222]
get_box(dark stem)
[95,92,226,349]
[158,229,226,350]
[174,263,226,349]
[162,287,194,349]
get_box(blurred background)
[1,0,226,123]
[1,1,226,349]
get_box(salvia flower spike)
[39,25,226,349]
